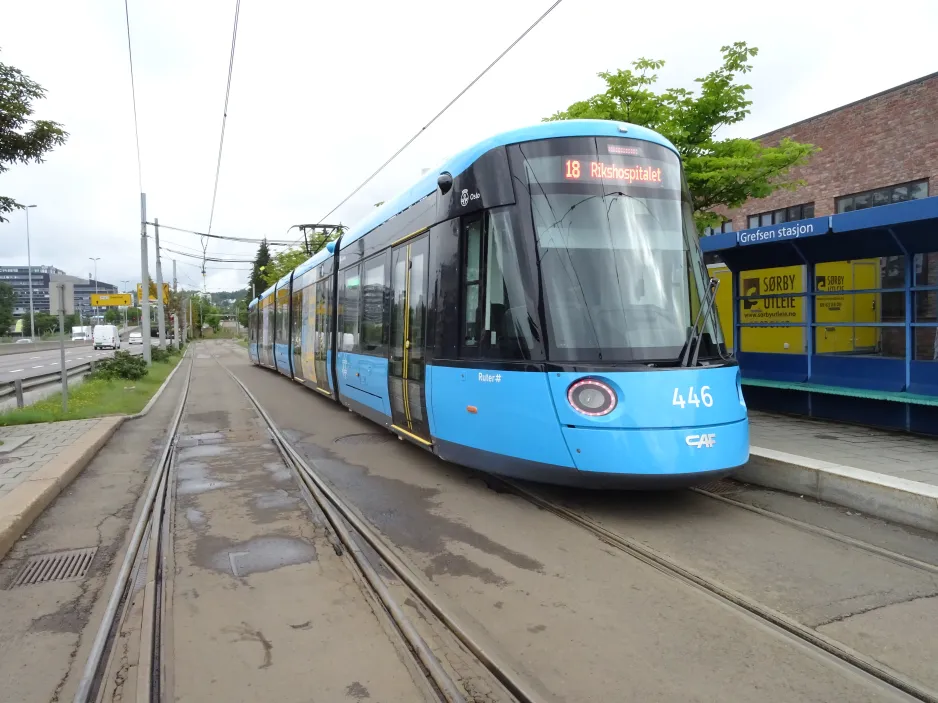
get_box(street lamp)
[24,205,37,339]
[89,257,100,332]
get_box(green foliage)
[1,50,69,222]
[261,247,309,287]
[0,282,13,334]
[150,346,177,363]
[103,307,122,323]
[250,239,271,297]
[33,311,59,335]
[88,351,148,381]
[545,42,818,231]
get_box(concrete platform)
[739,411,938,533]
[0,418,124,561]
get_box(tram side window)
[361,253,389,356]
[339,266,361,353]
[460,210,535,360]
[462,217,483,348]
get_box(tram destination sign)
[736,216,829,247]
[562,157,670,186]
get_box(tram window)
[482,209,535,360]
[339,266,361,353]
[361,254,389,356]
[462,217,483,348]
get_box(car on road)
[15,338,32,344]
[129,332,143,345]
[93,324,121,350]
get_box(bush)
[151,347,170,363]
[89,351,149,381]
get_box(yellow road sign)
[137,282,170,304]
[92,293,133,307]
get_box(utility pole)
[140,194,152,363]
[189,297,194,341]
[172,259,177,293]
[24,205,37,339]
[56,283,68,412]
[154,218,167,350]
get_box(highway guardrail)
[0,362,93,409]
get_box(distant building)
[0,265,118,319]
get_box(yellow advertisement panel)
[91,293,133,307]
[709,258,883,356]
[738,265,805,353]
[136,282,170,304]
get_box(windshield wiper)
[680,277,720,367]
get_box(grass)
[0,355,183,426]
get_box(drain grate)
[12,548,97,587]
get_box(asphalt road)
[0,342,150,381]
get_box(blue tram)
[248,119,749,487]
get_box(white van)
[93,324,121,350]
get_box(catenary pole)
[140,194,152,363]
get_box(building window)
[747,203,815,229]
[703,221,734,236]
[836,180,928,213]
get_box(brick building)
[707,71,938,361]
[713,71,938,231]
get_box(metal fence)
[0,363,93,409]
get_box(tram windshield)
[519,136,724,363]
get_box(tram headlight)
[567,378,617,417]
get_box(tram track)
[67,340,934,703]
[691,484,938,575]
[72,354,192,703]
[222,363,546,703]
[71,347,543,703]
[495,477,938,703]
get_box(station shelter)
[700,195,938,436]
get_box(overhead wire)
[122,0,144,192]
[203,0,243,287]
[146,221,294,245]
[295,0,564,247]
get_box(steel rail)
[71,355,192,703]
[224,366,548,703]
[501,478,938,703]
[692,486,938,575]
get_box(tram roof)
[338,119,679,251]
[249,120,677,306]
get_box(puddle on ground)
[178,444,231,461]
[199,536,318,577]
[263,461,292,482]
[254,489,299,510]
[177,462,232,495]
[294,447,544,580]
[178,478,233,495]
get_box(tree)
[0,282,13,334]
[544,42,818,231]
[104,308,121,323]
[249,239,271,297]
[1,50,68,222]
[261,247,309,287]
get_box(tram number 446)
[672,386,713,409]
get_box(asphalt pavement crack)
[813,591,938,628]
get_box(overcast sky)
[2,0,937,294]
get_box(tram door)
[388,234,431,443]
